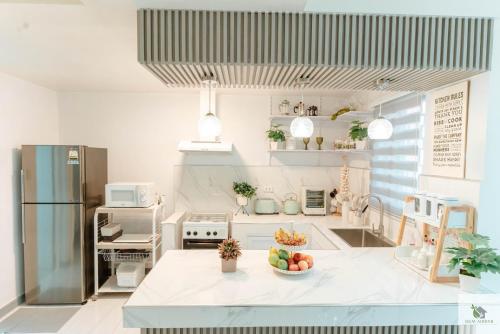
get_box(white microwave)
[105,183,155,208]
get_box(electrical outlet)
[263,186,273,193]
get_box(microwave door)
[22,145,84,204]
[111,189,136,203]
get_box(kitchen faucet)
[357,194,385,238]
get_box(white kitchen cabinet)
[231,221,338,250]
[246,235,277,250]
[310,225,338,250]
[232,222,291,250]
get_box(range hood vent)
[138,10,493,91]
[177,140,232,152]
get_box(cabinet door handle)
[21,169,25,244]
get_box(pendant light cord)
[208,79,212,116]
[300,82,305,117]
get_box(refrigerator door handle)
[21,169,25,244]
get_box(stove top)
[186,213,228,223]
[183,212,229,240]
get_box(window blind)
[370,94,424,216]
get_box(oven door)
[183,239,222,249]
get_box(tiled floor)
[1,295,138,334]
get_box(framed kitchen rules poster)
[428,81,469,178]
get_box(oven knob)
[206,231,211,236]
[213,231,218,236]
[186,231,191,236]
[193,231,198,236]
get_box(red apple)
[289,264,299,271]
[293,253,303,263]
[287,258,295,266]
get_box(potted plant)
[446,232,500,293]
[266,124,286,150]
[233,181,257,207]
[218,238,242,272]
[349,120,368,150]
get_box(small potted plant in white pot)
[266,124,286,150]
[446,232,500,293]
[349,120,368,150]
[233,181,257,207]
[218,238,242,273]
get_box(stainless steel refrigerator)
[21,145,107,304]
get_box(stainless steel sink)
[329,228,395,247]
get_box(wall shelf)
[268,149,371,154]
[269,115,331,122]
[270,111,372,123]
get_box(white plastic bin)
[116,262,145,287]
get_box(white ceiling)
[0,0,497,92]
[0,0,168,91]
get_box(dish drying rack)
[93,203,164,298]
[98,249,152,263]
[394,196,475,283]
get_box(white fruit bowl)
[271,265,313,275]
[275,243,308,252]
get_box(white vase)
[269,141,279,151]
[355,139,368,150]
[341,201,351,225]
[459,274,481,293]
[236,195,248,206]
[221,258,237,273]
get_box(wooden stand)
[395,197,475,283]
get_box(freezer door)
[21,145,84,203]
[23,204,85,304]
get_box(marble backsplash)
[174,165,370,213]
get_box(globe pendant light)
[290,77,314,138]
[198,76,222,139]
[368,104,393,140]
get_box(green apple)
[278,249,289,260]
[277,259,288,270]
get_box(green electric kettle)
[283,193,300,215]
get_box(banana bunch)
[274,228,307,246]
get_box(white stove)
[182,213,230,249]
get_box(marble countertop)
[231,213,355,227]
[123,249,464,328]
[230,213,370,250]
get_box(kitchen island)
[124,249,471,333]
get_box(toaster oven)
[301,187,327,216]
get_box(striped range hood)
[137,9,493,91]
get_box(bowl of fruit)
[274,228,308,251]
[268,247,314,275]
